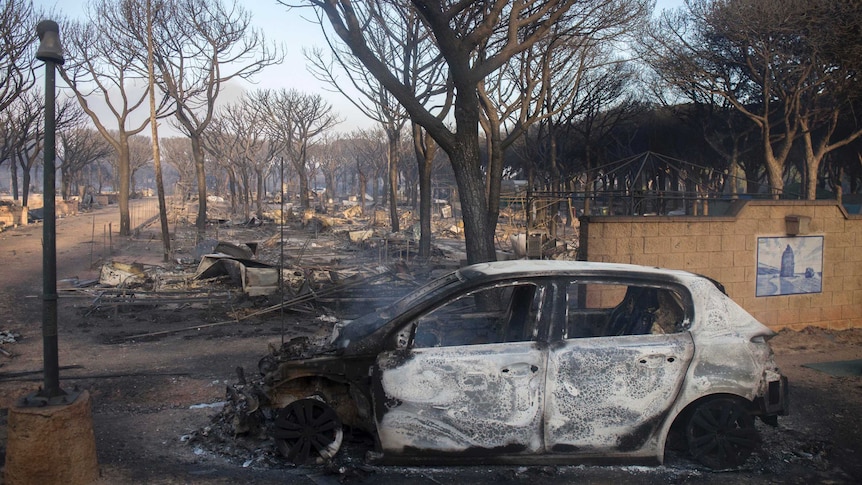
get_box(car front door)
[543,280,695,456]
[373,281,548,456]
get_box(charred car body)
[244,261,788,469]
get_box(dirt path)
[1,202,861,484]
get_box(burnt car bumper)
[759,372,789,418]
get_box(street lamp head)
[36,20,65,65]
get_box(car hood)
[330,309,390,351]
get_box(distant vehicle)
[245,261,789,469]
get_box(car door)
[543,280,695,455]
[372,281,548,456]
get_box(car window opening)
[564,283,687,339]
[412,282,541,348]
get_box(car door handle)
[501,363,539,376]
[638,354,677,367]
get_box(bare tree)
[145,0,283,235]
[679,96,757,195]
[127,135,152,195]
[410,122,440,258]
[287,0,626,263]
[644,0,862,199]
[313,134,351,210]
[4,90,82,207]
[0,98,30,201]
[306,1,447,233]
[147,0,171,261]
[347,129,387,213]
[793,0,862,199]
[0,0,35,186]
[0,0,36,114]
[58,127,112,201]
[160,136,197,199]
[59,0,172,236]
[308,6,453,255]
[307,49,409,229]
[258,89,339,211]
[0,122,16,194]
[205,107,248,215]
[480,3,649,233]
[482,34,587,226]
[205,94,275,218]
[1,91,41,203]
[553,54,643,217]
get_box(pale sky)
[32,0,686,134]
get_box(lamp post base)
[17,388,81,407]
[4,390,99,485]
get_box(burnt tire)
[272,398,343,465]
[686,397,760,469]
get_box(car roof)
[335,260,711,354]
[458,260,699,282]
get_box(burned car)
[245,261,788,469]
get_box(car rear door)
[543,280,695,455]
[372,281,548,456]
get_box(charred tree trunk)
[358,170,368,213]
[298,163,310,210]
[10,163,19,202]
[20,160,30,208]
[449,131,495,264]
[255,167,265,218]
[190,135,208,235]
[485,127,504,251]
[387,130,400,232]
[117,138,131,236]
[413,123,434,260]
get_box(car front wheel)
[686,397,760,469]
[272,398,344,465]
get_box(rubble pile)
[68,195,582,345]
[71,202,454,343]
[188,364,378,476]
[0,330,19,358]
[0,331,18,345]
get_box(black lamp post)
[26,19,74,405]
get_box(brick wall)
[580,200,862,331]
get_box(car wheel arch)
[664,393,760,467]
[267,375,372,433]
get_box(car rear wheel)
[686,397,759,469]
[272,398,343,464]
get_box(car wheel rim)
[272,398,343,464]
[686,397,759,469]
